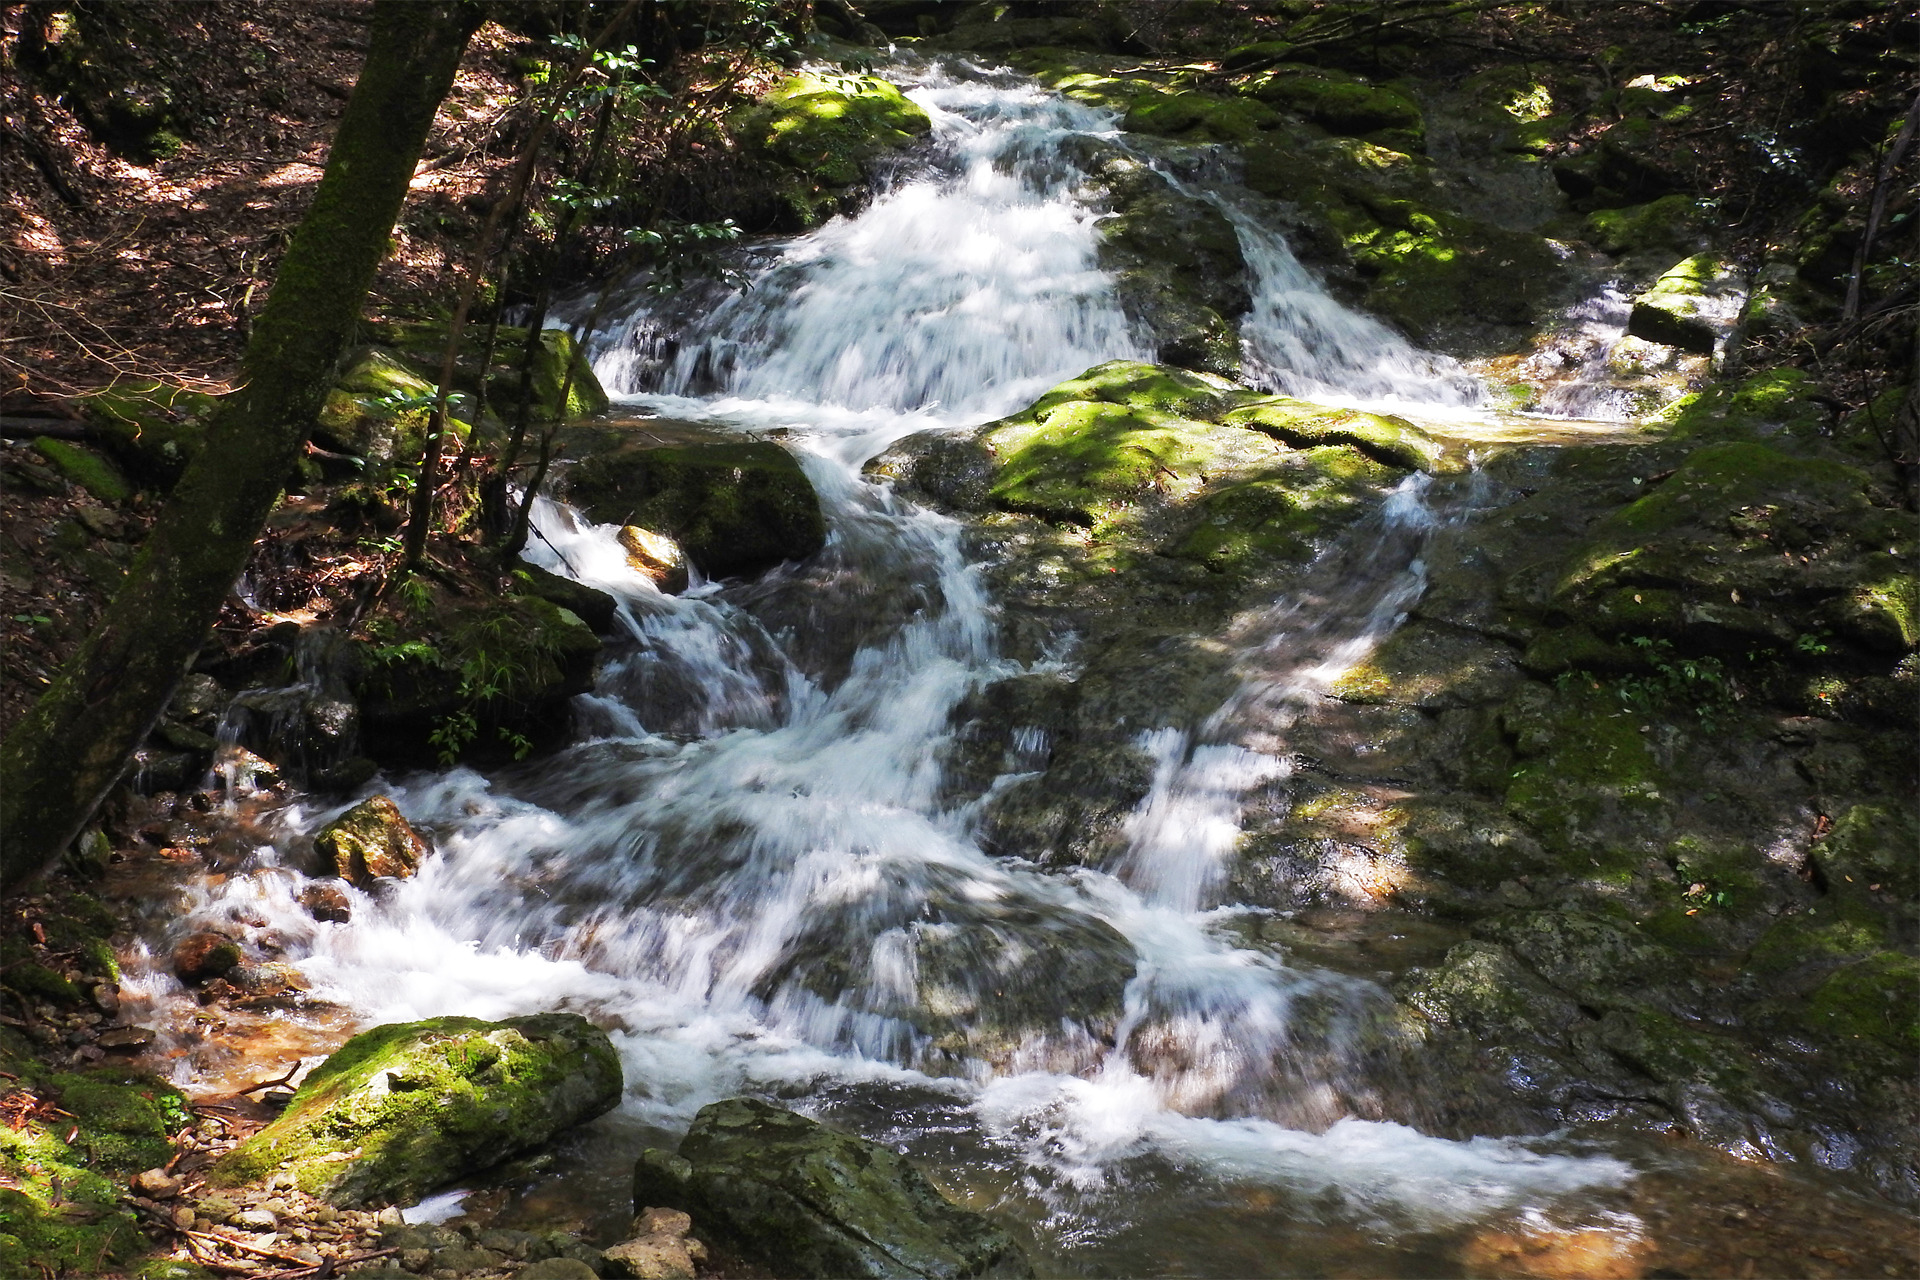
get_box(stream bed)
[104,58,1917,1279]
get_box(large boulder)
[632,1098,1031,1279]
[211,1014,621,1206]
[563,441,826,580]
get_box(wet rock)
[616,525,690,594]
[564,440,826,579]
[633,1097,1032,1279]
[1628,254,1747,355]
[211,1013,622,1207]
[1225,398,1457,474]
[313,796,429,888]
[298,882,353,924]
[96,1025,154,1052]
[1095,160,1252,377]
[172,931,242,983]
[513,561,619,633]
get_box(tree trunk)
[0,0,483,892]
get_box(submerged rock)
[632,1098,1032,1279]
[313,796,428,888]
[212,1014,621,1206]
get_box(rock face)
[212,1014,622,1207]
[564,440,827,580]
[313,796,429,888]
[632,1098,1032,1280]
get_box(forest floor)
[0,0,523,734]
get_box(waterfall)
[135,57,1634,1272]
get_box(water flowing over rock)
[211,1014,621,1207]
[632,1098,1032,1279]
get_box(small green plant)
[1599,636,1743,731]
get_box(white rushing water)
[142,58,1632,1267]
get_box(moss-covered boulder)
[1628,254,1747,355]
[731,72,931,228]
[357,321,610,426]
[314,796,430,887]
[632,1098,1031,1280]
[563,440,826,579]
[1237,63,1425,153]
[211,1014,621,1206]
[1582,194,1706,260]
[1224,398,1456,473]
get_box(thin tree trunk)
[0,0,483,891]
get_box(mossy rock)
[360,322,609,423]
[352,592,602,766]
[30,437,131,504]
[313,795,429,887]
[1123,88,1279,142]
[1236,63,1425,152]
[81,379,216,486]
[632,1097,1032,1279]
[1340,198,1567,348]
[1582,194,1706,259]
[1655,367,1834,449]
[1500,682,1668,859]
[1797,951,1918,1059]
[1627,254,1746,354]
[563,440,826,579]
[211,1013,621,1206]
[1223,398,1456,473]
[734,72,931,228]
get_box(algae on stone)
[212,1014,621,1206]
[633,1098,1031,1279]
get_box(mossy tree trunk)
[0,0,484,892]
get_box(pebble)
[231,1207,278,1232]
[133,1168,182,1199]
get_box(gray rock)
[633,1098,1032,1279]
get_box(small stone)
[133,1168,182,1199]
[632,1208,691,1239]
[171,1204,196,1230]
[172,931,243,983]
[616,525,689,594]
[299,882,353,923]
[512,1261,600,1280]
[93,1025,149,1052]
[194,1196,240,1224]
[400,1248,432,1272]
[232,1208,278,1232]
[601,1236,695,1280]
[477,1229,533,1261]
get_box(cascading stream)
[132,56,1638,1271]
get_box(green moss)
[1502,682,1665,855]
[1123,89,1278,142]
[734,72,931,225]
[211,1013,621,1206]
[1335,198,1563,341]
[82,379,216,487]
[1800,952,1918,1056]
[1237,64,1424,151]
[1173,479,1318,572]
[1582,194,1704,257]
[1816,803,1920,898]
[1597,1004,1753,1091]
[1583,442,1865,543]
[1223,398,1456,473]
[1745,909,1886,979]
[30,438,132,504]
